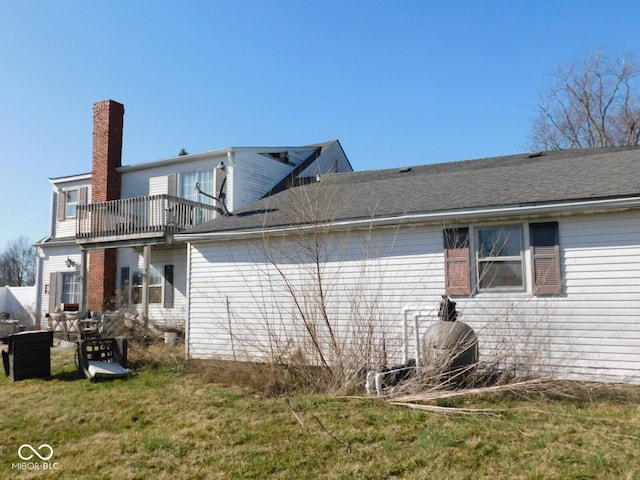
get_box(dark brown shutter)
[530,222,562,295]
[167,174,177,197]
[57,191,66,221]
[79,186,88,205]
[48,272,58,313]
[163,265,174,308]
[443,228,471,296]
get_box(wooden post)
[79,249,88,314]
[142,245,150,333]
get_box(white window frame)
[179,169,215,205]
[473,224,526,292]
[65,188,80,219]
[61,272,81,304]
[130,266,163,305]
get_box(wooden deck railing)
[76,195,217,240]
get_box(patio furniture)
[50,312,80,341]
[79,311,102,339]
[77,337,129,381]
[1,330,54,381]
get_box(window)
[443,222,562,296]
[61,272,81,304]
[57,186,87,221]
[131,267,163,304]
[179,170,214,205]
[65,189,79,218]
[124,265,173,306]
[476,226,523,290]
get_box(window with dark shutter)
[167,174,177,197]
[530,222,562,295]
[443,228,471,296]
[164,265,174,308]
[57,191,66,221]
[48,272,59,313]
[120,267,130,306]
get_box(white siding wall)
[188,226,444,363]
[54,180,92,239]
[228,152,293,210]
[149,175,169,196]
[450,211,640,383]
[299,141,351,177]
[188,210,640,383]
[37,245,85,324]
[229,146,351,211]
[0,286,37,326]
[120,154,227,198]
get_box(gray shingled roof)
[183,146,640,235]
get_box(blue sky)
[1,1,639,251]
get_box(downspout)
[35,189,58,327]
[34,246,44,328]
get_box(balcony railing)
[76,194,218,242]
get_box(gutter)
[176,196,640,243]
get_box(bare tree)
[530,49,640,151]
[0,236,35,286]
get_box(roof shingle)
[184,146,640,235]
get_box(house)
[178,147,640,383]
[34,99,353,332]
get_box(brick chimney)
[88,100,125,311]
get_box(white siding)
[299,141,350,177]
[187,210,640,383]
[188,226,444,363]
[0,286,37,327]
[53,180,92,239]
[229,152,293,210]
[229,145,352,211]
[120,153,227,198]
[450,212,640,383]
[37,245,85,322]
[149,175,169,196]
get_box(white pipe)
[365,305,436,396]
[413,313,421,368]
[375,372,385,397]
[365,371,375,395]
[401,305,433,367]
[402,307,409,364]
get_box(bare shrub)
[201,195,565,397]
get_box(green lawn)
[1,346,639,479]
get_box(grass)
[1,345,639,479]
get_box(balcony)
[76,195,218,246]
